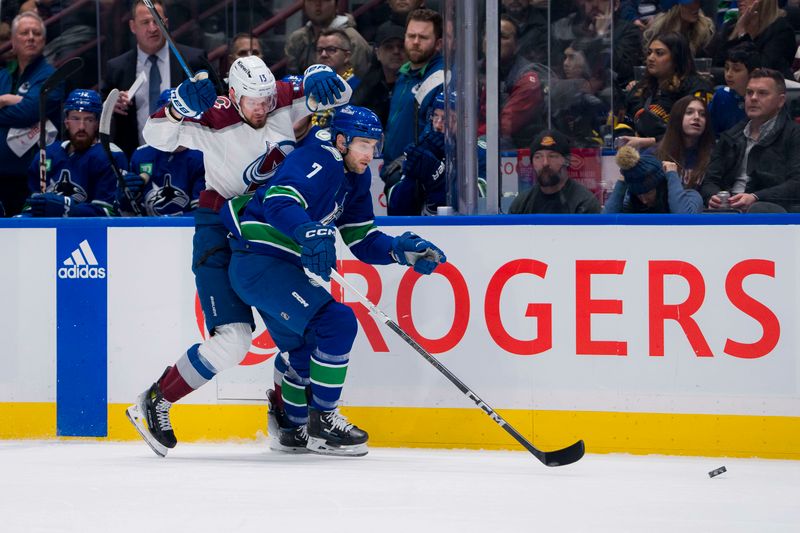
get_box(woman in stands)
[656,94,715,191]
[643,0,715,57]
[709,0,796,79]
[621,31,712,151]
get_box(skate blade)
[125,403,168,458]
[306,436,368,457]
[269,439,311,454]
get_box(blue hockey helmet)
[64,89,102,117]
[330,105,383,155]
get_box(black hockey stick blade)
[42,57,84,94]
[537,439,585,467]
[329,269,586,467]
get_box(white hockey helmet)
[228,55,277,112]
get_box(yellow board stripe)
[3,403,799,459]
[0,403,56,438]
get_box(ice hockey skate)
[306,407,368,457]
[126,374,177,457]
[266,389,309,454]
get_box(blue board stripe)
[56,226,107,437]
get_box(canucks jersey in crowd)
[223,136,393,266]
[126,145,205,216]
[26,140,125,216]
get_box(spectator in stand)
[0,11,63,217]
[227,33,263,73]
[551,37,610,147]
[643,0,715,57]
[709,0,796,79]
[383,8,443,164]
[351,22,406,128]
[551,0,642,88]
[708,42,760,136]
[102,0,223,159]
[356,0,424,43]
[702,68,800,213]
[285,0,372,78]
[310,29,360,129]
[621,32,713,151]
[502,0,574,64]
[478,15,544,149]
[116,89,205,217]
[509,129,601,214]
[656,95,714,191]
[22,89,124,217]
[603,145,703,213]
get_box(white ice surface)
[1,441,798,533]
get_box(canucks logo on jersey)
[48,169,89,203]
[143,174,191,216]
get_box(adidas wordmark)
[58,239,106,279]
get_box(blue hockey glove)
[391,231,446,275]
[28,192,71,217]
[170,71,216,118]
[116,172,146,212]
[303,64,346,108]
[293,221,337,282]
[419,129,445,160]
[403,144,445,192]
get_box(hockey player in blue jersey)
[23,89,125,217]
[223,105,446,456]
[117,89,206,216]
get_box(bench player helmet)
[64,89,102,117]
[228,55,277,113]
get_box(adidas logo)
[57,239,106,279]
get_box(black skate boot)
[267,389,309,454]
[306,407,368,457]
[126,369,177,457]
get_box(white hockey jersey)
[142,79,351,200]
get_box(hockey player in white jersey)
[125,56,352,457]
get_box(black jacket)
[709,17,797,80]
[101,44,222,158]
[700,111,800,211]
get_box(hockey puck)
[708,466,727,478]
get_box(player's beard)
[536,166,564,188]
[70,133,95,152]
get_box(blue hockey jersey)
[28,140,125,216]
[223,142,394,266]
[129,145,206,216]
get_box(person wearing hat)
[508,129,601,214]
[21,89,127,217]
[351,21,407,129]
[602,144,702,213]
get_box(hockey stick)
[329,269,586,467]
[100,89,142,215]
[142,0,195,80]
[38,57,84,192]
